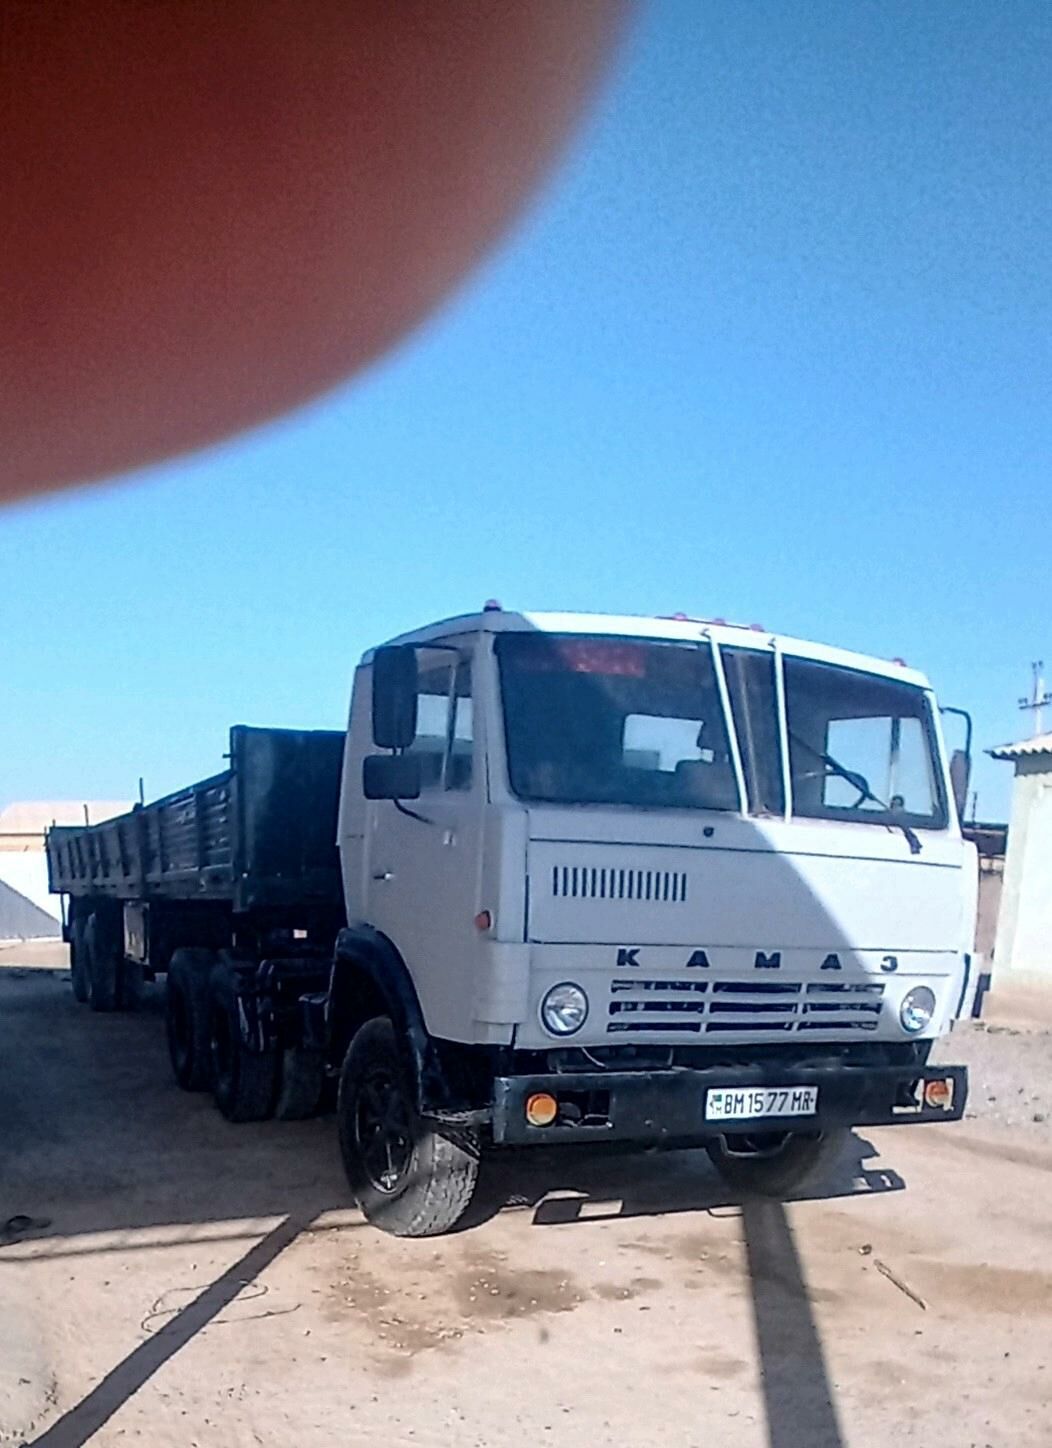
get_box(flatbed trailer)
[47,725,345,1009]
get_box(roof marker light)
[749,623,766,632]
[892,657,908,667]
[483,599,503,612]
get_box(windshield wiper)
[789,733,922,856]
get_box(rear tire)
[208,964,279,1123]
[85,909,120,1012]
[165,948,215,1090]
[69,915,90,1003]
[337,1017,479,1237]
[706,1128,849,1199]
[274,1046,326,1121]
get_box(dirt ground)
[1,952,1050,1448]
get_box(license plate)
[705,1085,819,1122]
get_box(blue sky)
[2,0,1048,821]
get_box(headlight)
[541,982,589,1036]
[899,985,936,1034]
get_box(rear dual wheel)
[274,1045,326,1121]
[78,905,135,1012]
[165,948,215,1089]
[69,915,90,1004]
[207,963,279,1123]
[166,952,322,1123]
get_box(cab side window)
[408,657,473,791]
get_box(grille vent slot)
[551,865,687,903]
[607,978,885,1035]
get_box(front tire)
[337,1017,479,1237]
[706,1128,848,1199]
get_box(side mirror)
[949,748,971,822]
[940,706,973,824]
[372,645,418,749]
[363,753,422,801]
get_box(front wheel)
[337,1017,479,1237]
[706,1128,849,1199]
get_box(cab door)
[363,641,486,1043]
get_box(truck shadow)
[466,1131,902,1229]
[740,1196,846,1448]
[4,968,891,1448]
[471,1144,862,1448]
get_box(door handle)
[372,870,394,882]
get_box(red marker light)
[474,910,493,932]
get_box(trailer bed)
[46,726,345,913]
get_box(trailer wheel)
[165,948,215,1091]
[274,1046,325,1121]
[706,1128,849,1199]
[84,909,120,1012]
[337,1017,479,1237]
[69,915,90,1004]
[208,964,279,1123]
[119,959,145,1011]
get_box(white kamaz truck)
[48,608,975,1235]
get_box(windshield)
[497,634,740,810]
[498,633,947,829]
[784,658,947,829]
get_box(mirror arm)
[940,705,973,760]
[389,747,433,824]
[394,798,435,827]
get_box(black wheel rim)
[354,1067,413,1194]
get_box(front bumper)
[491,1062,967,1146]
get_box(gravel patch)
[934,1016,1052,1132]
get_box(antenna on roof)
[1018,661,1051,738]
[139,777,145,806]
[83,803,90,825]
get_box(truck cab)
[330,609,972,1229]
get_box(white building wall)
[0,853,61,923]
[994,754,1052,979]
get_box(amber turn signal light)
[525,1092,559,1127]
[924,1078,954,1111]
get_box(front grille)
[551,865,687,903]
[607,978,885,1036]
